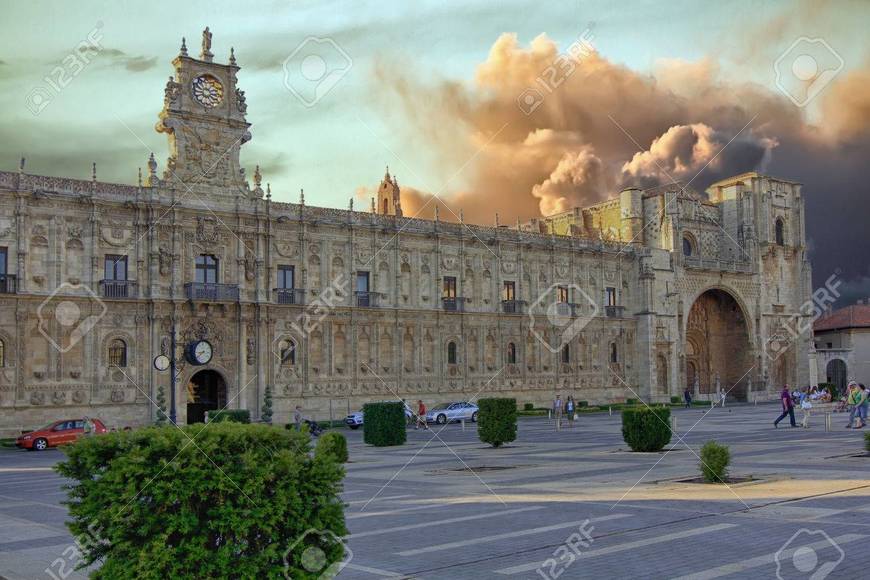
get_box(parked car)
[15,419,107,451]
[425,402,479,425]
[345,402,414,429]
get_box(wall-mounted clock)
[153,354,170,372]
[186,340,213,366]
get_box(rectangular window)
[503,281,515,301]
[557,286,569,303]
[195,255,218,284]
[277,265,295,289]
[605,287,617,306]
[356,271,370,293]
[0,247,7,276]
[442,276,457,299]
[104,255,128,281]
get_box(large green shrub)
[208,409,251,423]
[363,402,406,447]
[55,422,346,579]
[700,440,730,483]
[316,431,349,463]
[477,398,517,448]
[621,406,672,452]
[523,402,535,411]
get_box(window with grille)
[108,339,127,367]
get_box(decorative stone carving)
[52,391,66,405]
[72,390,86,404]
[111,389,125,403]
[30,391,45,405]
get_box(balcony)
[605,305,625,318]
[441,297,468,312]
[501,300,526,314]
[354,291,380,308]
[683,256,753,273]
[99,279,136,299]
[0,274,16,294]
[184,282,240,302]
[274,288,305,305]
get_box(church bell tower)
[155,28,252,196]
[377,166,403,217]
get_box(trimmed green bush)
[864,432,870,453]
[261,385,273,424]
[363,402,406,447]
[477,398,517,448]
[55,422,346,579]
[670,396,681,404]
[208,409,251,423]
[523,402,535,411]
[577,401,589,408]
[700,440,730,483]
[621,406,672,452]
[626,398,638,406]
[154,385,168,425]
[316,431,349,463]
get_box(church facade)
[0,32,813,434]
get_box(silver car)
[425,401,479,425]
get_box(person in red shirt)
[774,384,797,428]
[415,400,428,430]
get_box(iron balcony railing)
[99,279,136,299]
[0,274,16,294]
[184,282,240,302]
[354,291,380,308]
[501,300,526,314]
[605,305,625,318]
[683,256,753,273]
[441,297,468,312]
[274,288,305,305]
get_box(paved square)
[1,404,868,579]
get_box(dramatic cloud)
[77,46,158,72]
[370,30,870,303]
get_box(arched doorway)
[186,369,227,424]
[685,289,753,401]
[826,359,848,396]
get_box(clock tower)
[156,28,253,196]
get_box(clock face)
[153,354,170,372]
[193,340,213,365]
[191,74,224,108]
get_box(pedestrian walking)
[683,387,692,409]
[845,382,861,428]
[553,394,563,429]
[774,384,797,428]
[293,405,303,430]
[799,390,812,428]
[565,396,576,428]
[415,400,428,430]
[854,383,868,429]
[82,416,94,437]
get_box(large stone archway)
[186,369,227,424]
[684,289,754,401]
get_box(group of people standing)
[774,381,868,429]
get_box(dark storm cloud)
[76,46,158,72]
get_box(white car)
[345,402,413,429]
[425,402,479,425]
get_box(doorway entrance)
[186,369,227,424]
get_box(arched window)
[108,339,127,367]
[280,339,296,366]
[610,342,618,364]
[383,198,389,214]
[506,342,517,364]
[561,343,570,364]
[682,236,694,257]
[447,341,457,365]
[775,218,785,246]
[0,338,5,367]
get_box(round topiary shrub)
[621,406,672,452]
[316,431,349,463]
[363,402,407,447]
[864,432,870,453]
[208,409,251,423]
[55,422,346,579]
[477,398,517,448]
[700,440,730,483]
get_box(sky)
[0,0,868,303]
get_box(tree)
[262,384,273,424]
[154,385,168,425]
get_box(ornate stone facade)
[0,32,812,434]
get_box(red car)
[15,419,107,451]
